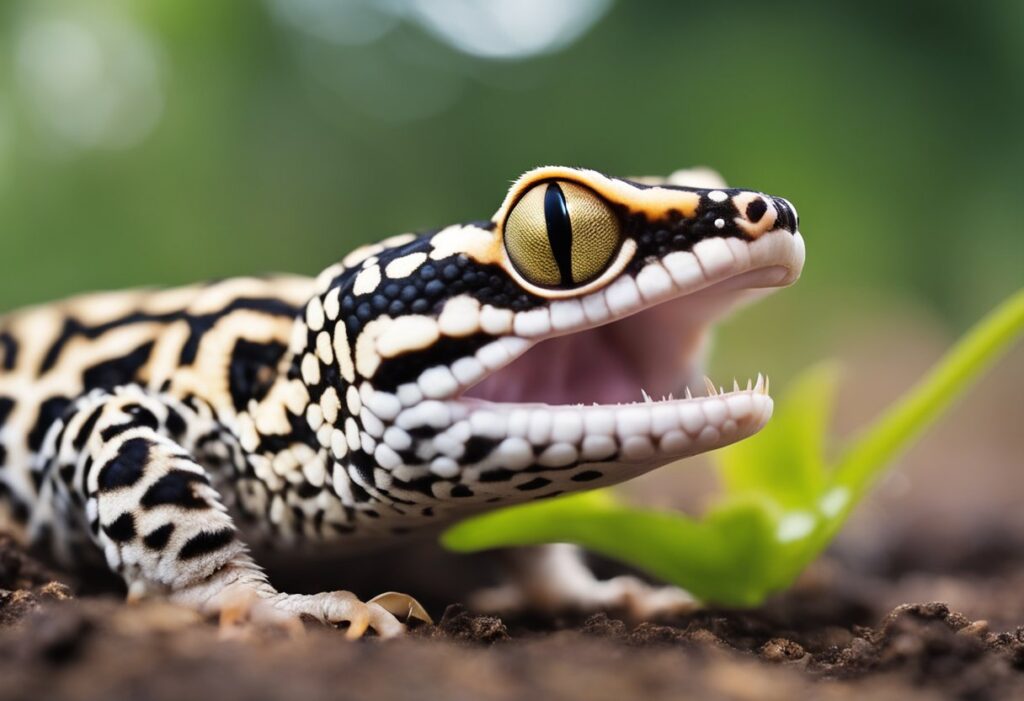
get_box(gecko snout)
[726,191,799,238]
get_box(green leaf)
[716,364,840,507]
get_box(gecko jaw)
[378,229,801,486]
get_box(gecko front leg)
[31,385,410,638]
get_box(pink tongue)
[464,332,640,406]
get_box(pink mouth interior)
[462,267,789,407]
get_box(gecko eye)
[503,180,622,288]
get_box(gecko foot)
[471,574,699,620]
[166,559,428,639]
[471,544,700,620]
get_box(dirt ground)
[1,325,1022,701]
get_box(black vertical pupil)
[543,183,574,286]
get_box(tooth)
[470,411,506,440]
[746,378,753,391]
[583,409,615,436]
[765,376,771,395]
[581,435,617,460]
[451,356,486,385]
[693,237,736,279]
[550,299,585,331]
[640,388,653,404]
[658,430,690,453]
[617,406,651,437]
[677,402,705,434]
[696,425,722,447]
[621,436,655,460]
[507,408,531,437]
[651,403,678,436]
[538,443,578,467]
[636,262,674,302]
[726,237,752,269]
[725,393,753,420]
[480,305,514,335]
[495,437,533,470]
[604,275,642,315]
[702,398,728,426]
[582,292,610,323]
[685,386,693,400]
[514,308,551,338]
[733,379,740,393]
[704,377,717,396]
[754,373,764,394]
[418,366,459,399]
[527,409,552,444]
[477,341,512,370]
[551,411,584,444]
[662,251,705,289]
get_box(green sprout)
[441,288,1024,607]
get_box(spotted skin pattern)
[0,166,804,634]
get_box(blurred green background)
[0,0,1020,381]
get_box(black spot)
[462,436,500,465]
[296,481,321,499]
[227,339,287,411]
[123,404,159,431]
[178,298,299,366]
[100,422,136,442]
[97,438,151,492]
[143,523,175,550]
[58,463,75,485]
[82,342,154,391]
[72,404,105,450]
[349,480,373,503]
[478,468,516,483]
[0,444,7,466]
[746,197,768,223]
[165,407,187,439]
[0,332,18,371]
[517,477,552,491]
[141,470,209,509]
[348,450,377,488]
[0,396,14,427]
[371,333,493,392]
[28,396,73,453]
[450,484,474,498]
[571,470,603,482]
[178,527,235,560]
[103,512,136,542]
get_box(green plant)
[441,288,1024,607]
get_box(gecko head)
[298,166,804,511]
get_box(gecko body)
[0,166,804,634]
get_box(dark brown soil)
[1,331,1021,701]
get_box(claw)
[345,610,371,640]
[369,591,433,625]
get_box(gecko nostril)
[771,197,798,232]
[745,198,768,223]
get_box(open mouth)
[391,229,806,481]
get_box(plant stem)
[833,287,1024,497]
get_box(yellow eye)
[503,180,622,288]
